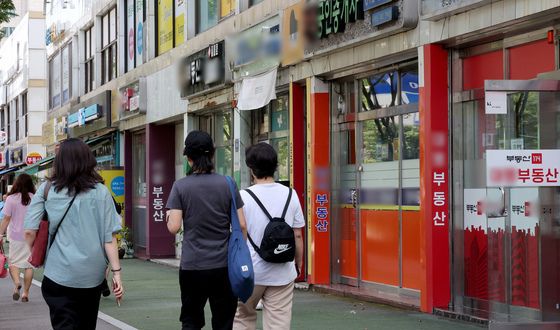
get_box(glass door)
[331,81,359,286]
[482,80,560,322]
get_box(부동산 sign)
[487,150,560,187]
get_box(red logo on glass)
[531,153,542,164]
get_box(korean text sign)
[486,150,560,187]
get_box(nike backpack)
[245,188,296,263]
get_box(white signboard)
[486,149,560,187]
[485,91,507,114]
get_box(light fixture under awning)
[236,69,277,111]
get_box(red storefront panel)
[463,50,504,90]
[509,39,555,80]
[360,210,399,285]
[402,210,422,290]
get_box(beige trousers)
[233,282,294,330]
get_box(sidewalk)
[103,259,482,330]
[0,272,119,330]
[15,258,483,329]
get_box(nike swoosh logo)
[273,246,292,254]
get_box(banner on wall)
[100,169,125,224]
[175,0,185,46]
[136,0,144,65]
[62,46,70,103]
[127,0,135,70]
[157,0,173,54]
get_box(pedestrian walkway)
[3,258,483,329]
[0,273,120,330]
[101,259,482,330]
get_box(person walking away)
[233,143,305,330]
[24,138,124,330]
[0,174,36,302]
[0,194,7,218]
[167,130,248,330]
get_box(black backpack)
[245,188,296,263]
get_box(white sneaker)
[256,300,263,310]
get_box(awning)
[236,69,277,111]
[0,167,19,176]
[15,155,55,176]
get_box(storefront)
[232,14,286,187]
[66,90,120,167]
[295,0,424,305]
[449,29,560,322]
[180,40,234,177]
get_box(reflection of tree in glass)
[362,118,398,163]
[361,72,398,111]
[274,138,289,181]
[513,92,538,149]
[402,118,419,160]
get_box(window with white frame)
[101,7,118,84]
[84,27,94,93]
[49,53,61,108]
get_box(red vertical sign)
[306,77,330,285]
[419,44,450,312]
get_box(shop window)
[196,0,235,33]
[49,53,61,108]
[362,117,400,163]
[250,0,263,6]
[84,27,94,93]
[400,68,419,105]
[361,67,419,111]
[362,71,398,109]
[101,8,118,85]
[215,111,233,176]
[157,0,186,55]
[270,96,288,132]
[402,112,420,160]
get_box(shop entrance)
[453,78,560,322]
[330,64,421,304]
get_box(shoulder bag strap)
[225,176,241,232]
[244,189,273,221]
[281,188,293,220]
[48,194,77,249]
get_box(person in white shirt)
[233,143,304,330]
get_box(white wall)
[146,64,187,123]
[27,49,46,80]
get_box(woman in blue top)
[24,138,124,330]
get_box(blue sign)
[111,176,125,197]
[371,6,399,27]
[68,104,101,127]
[137,22,143,54]
[363,0,392,11]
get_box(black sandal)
[21,296,29,303]
[12,285,21,301]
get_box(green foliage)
[0,0,16,24]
